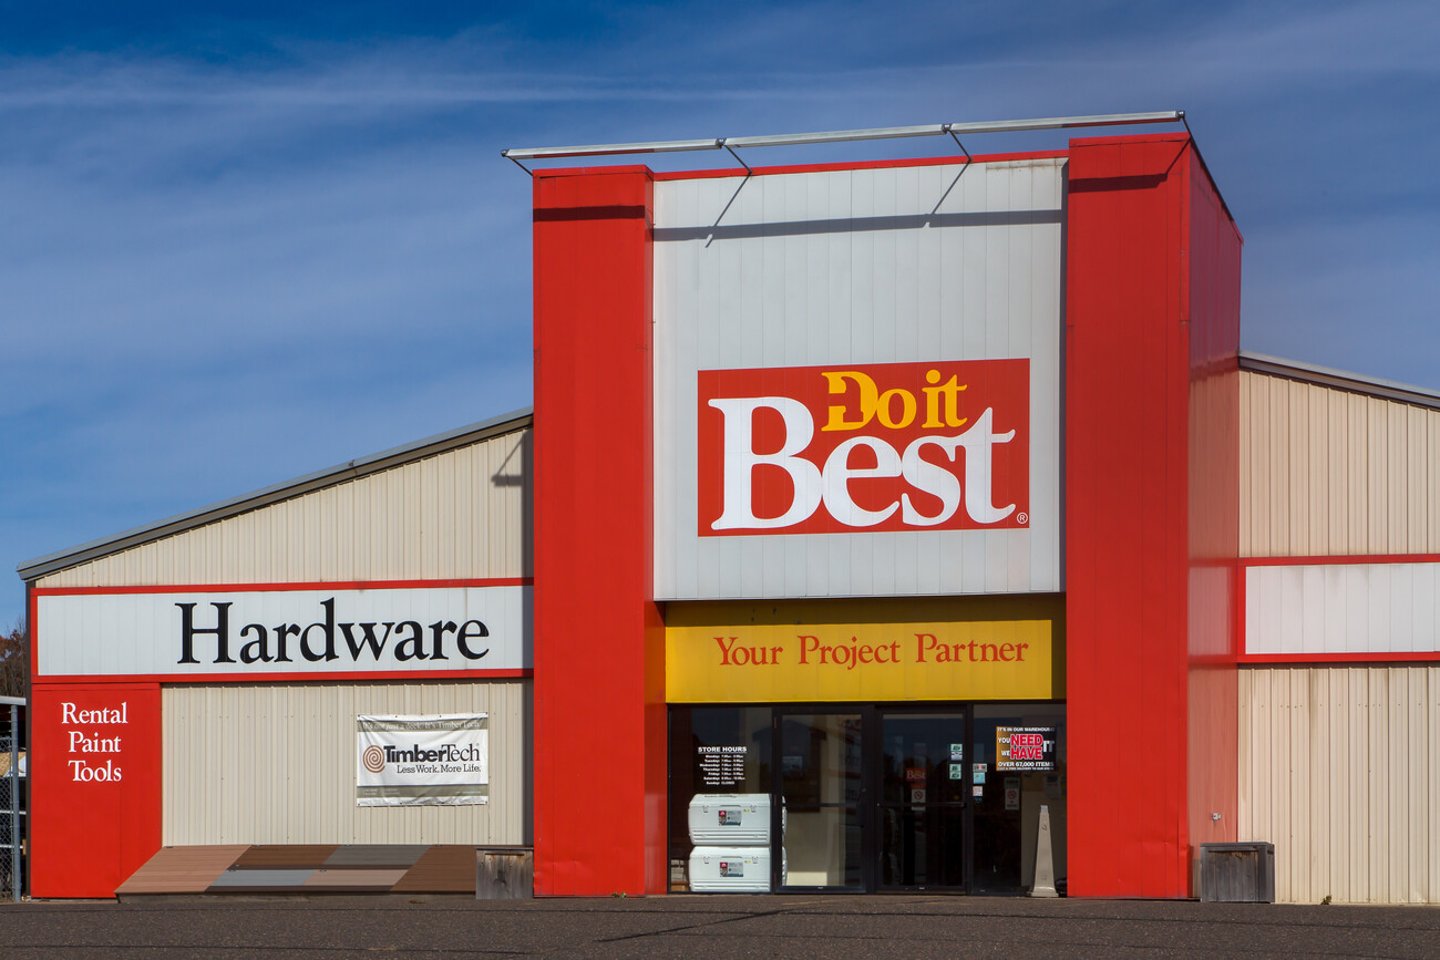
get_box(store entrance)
[875,711,969,891]
[668,703,1064,895]
[769,708,968,892]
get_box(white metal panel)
[162,680,529,845]
[1245,562,1440,656]
[1238,665,1440,904]
[38,585,531,678]
[653,159,1064,601]
[36,428,531,589]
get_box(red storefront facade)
[530,130,1242,898]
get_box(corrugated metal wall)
[1239,372,1440,903]
[1241,371,1439,556]
[38,426,533,848]
[36,427,532,588]
[1238,665,1440,904]
[652,159,1064,601]
[163,681,530,845]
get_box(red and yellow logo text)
[697,359,1029,535]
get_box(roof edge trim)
[18,407,534,582]
[1239,352,1440,410]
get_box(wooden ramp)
[115,846,249,895]
[117,845,477,896]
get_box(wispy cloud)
[3,2,1437,626]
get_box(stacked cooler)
[686,794,782,892]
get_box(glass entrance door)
[877,711,969,890]
[776,712,863,890]
[971,704,1066,895]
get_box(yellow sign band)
[665,597,1064,703]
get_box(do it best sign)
[697,358,1029,536]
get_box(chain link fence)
[1,697,25,901]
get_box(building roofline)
[1239,352,1440,411]
[17,407,534,582]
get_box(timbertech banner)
[355,713,489,806]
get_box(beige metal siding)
[1242,372,1440,556]
[1239,665,1440,904]
[163,681,530,845]
[36,427,531,588]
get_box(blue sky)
[3,1,1438,627]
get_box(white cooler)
[687,793,774,845]
[687,847,775,893]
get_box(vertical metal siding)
[163,681,530,845]
[36,428,531,588]
[1238,665,1440,903]
[1241,372,1440,556]
[652,160,1064,601]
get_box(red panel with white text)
[697,359,1029,536]
[29,683,162,898]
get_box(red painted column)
[28,682,162,898]
[1184,148,1243,855]
[1065,135,1198,898]
[531,166,666,896]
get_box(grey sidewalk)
[3,894,1438,959]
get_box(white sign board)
[652,158,1064,601]
[357,713,489,806]
[36,584,531,678]
[1245,561,1440,656]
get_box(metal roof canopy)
[502,110,1185,169]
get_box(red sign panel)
[698,359,1029,536]
[29,683,162,897]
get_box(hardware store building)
[19,121,1440,903]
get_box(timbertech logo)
[361,745,386,773]
[697,358,1030,535]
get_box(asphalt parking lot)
[3,894,1438,959]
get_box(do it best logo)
[698,359,1029,536]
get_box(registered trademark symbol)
[1017,512,1029,525]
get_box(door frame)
[870,705,972,894]
[766,703,973,894]
[770,705,868,893]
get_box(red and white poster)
[995,726,1056,772]
[698,358,1029,536]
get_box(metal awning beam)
[504,137,723,161]
[502,110,1183,163]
